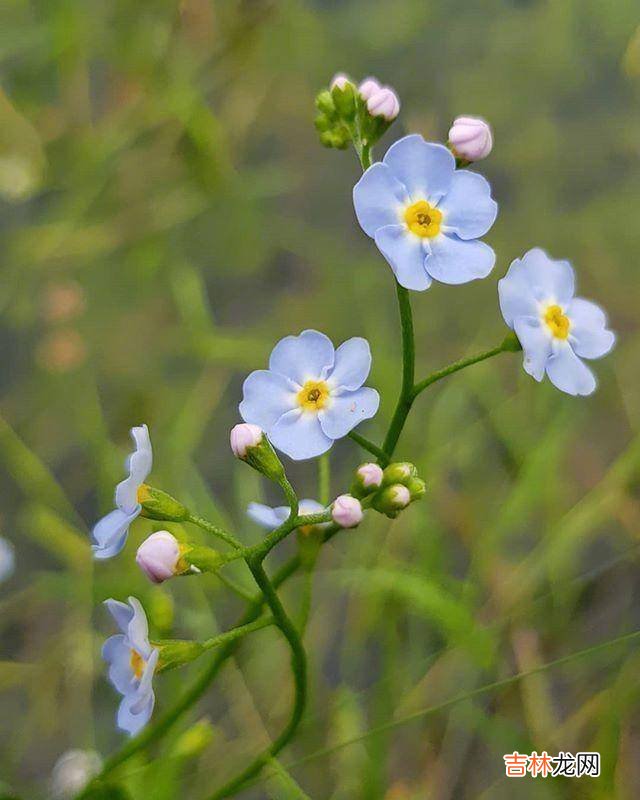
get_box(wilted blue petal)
[318,387,380,439]
[92,508,139,560]
[374,225,432,291]
[439,170,497,240]
[247,502,289,530]
[328,338,372,391]
[269,408,333,460]
[353,163,408,237]
[546,343,596,396]
[126,597,152,660]
[383,135,455,203]
[268,330,335,384]
[104,598,134,634]
[240,370,297,430]
[102,634,134,695]
[425,235,495,285]
[115,425,153,514]
[0,537,15,583]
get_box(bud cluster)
[351,461,425,519]
[315,73,400,152]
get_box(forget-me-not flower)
[248,498,328,535]
[92,425,152,559]
[353,134,497,291]
[498,248,615,396]
[102,596,159,736]
[240,330,379,460]
[0,537,15,583]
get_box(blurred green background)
[1,0,639,797]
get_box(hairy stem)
[347,431,389,464]
[187,512,244,550]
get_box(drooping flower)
[353,134,497,291]
[50,750,102,799]
[102,596,159,736]
[92,425,152,560]
[0,537,15,583]
[448,116,493,162]
[248,498,328,535]
[498,248,615,396]
[331,495,363,528]
[136,531,182,584]
[239,330,379,460]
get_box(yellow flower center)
[130,649,145,680]
[543,304,570,340]
[297,380,330,412]
[404,200,443,238]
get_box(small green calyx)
[501,331,523,352]
[314,87,353,151]
[180,544,227,574]
[382,462,417,488]
[138,485,189,522]
[331,81,357,121]
[243,435,285,483]
[155,640,205,673]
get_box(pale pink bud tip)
[332,495,363,529]
[366,87,400,121]
[358,77,382,101]
[357,462,383,488]
[330,73,352,91]
[136,531,180,584]
[230,423,263,458]
[448,115,493,161]
[390,485,411,508]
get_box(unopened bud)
[373,484,411,518]
[366,87,400,121]
[382,462,417,487]
[230,423,285,482]
[137,484,189,522]
[448,116,493,162]
[351,462,383,498]
[331,494,363,528]
[330,72,352,91]
[358,77,382,101]
[407,477,426,501]
[136,531,183,584]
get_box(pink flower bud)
[331,495,363,529]
[389,484,411,508]
[358,77,382,101]
[136,531,181,584]
[366,87,400,121]
[230,423,263,458]
[330,73,352,91]
[357,462,383,488]
[448,116,493,161]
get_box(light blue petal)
[115,425,153,514]
[374,225,432,291]
[514,317,551,382]
[425,234,495,285]
[353,162,409,237]
[439,170,497,240]
[104,598,134,634]
[132,648,158,706]
[247,502,289,530]
[299,499,326,516]
[383,135,455,203]
[268,408,333,460]
[268,330,335,385]
[102,634,134,695]
[117,685,155,736]
[328,338,372,390]
[516,248,575,305]
[0,537,15,583]
[567,298,615,359]
[92,507,139,560]
[545,343,596,396]
[318,387,380,439]
[498,258,540,328]
[240,370,297,431]
[126,597,152,660]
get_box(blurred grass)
[0,0,639,797]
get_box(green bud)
[138,484,189,521]
[372,483,412,519]
[156,639,205,672]
[173,718,215,759]
[407,477,426,501]
[382,462,417,487]
[315,90,336,117]
[314,114,332,133]
[331,82,357,121]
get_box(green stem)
[201,615,274,650]
[380,282,416,461]
[318,452,330,506]
[347,431,389,465]
[208,560,307,799]
[187,512,244,551]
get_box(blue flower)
[248,498,328,534]
[92,425,152,560]
[0,537,15,583]
[239,330,379,460]
[353,134,497,291]
[498,248,615,396]
[102,596,159,736]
